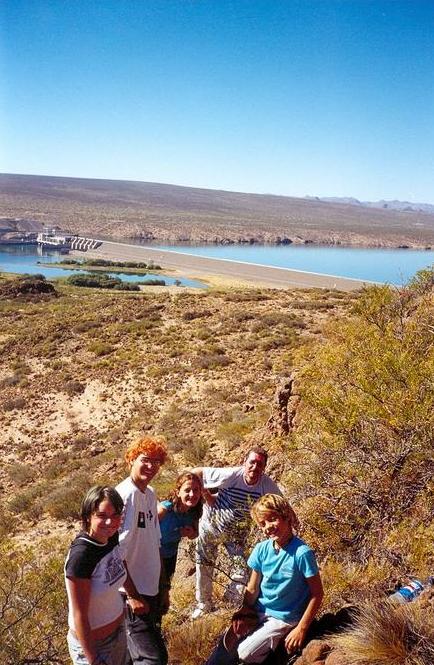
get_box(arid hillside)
[0,278,351,527]
[0,270,432,665]
[1,173,434,247]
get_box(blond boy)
[206,494,323,664]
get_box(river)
[140,243,434,285]
[0,244,206,288]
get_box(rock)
[324,649,348,665]
[302,640,331,663]
[266,374,300,436]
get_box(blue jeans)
[125,595,168,665]
[67,623,127,665]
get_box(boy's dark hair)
[168,471,203,519]
[245,446,268,465]
[80,485,124,531]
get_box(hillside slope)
[0,270,432,664]
[1,173,434,247]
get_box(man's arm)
[284,574,324,653]
[191,467,204,480]
[191,466,217,506]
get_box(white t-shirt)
[116,477,161,596]
[201,466,281,535]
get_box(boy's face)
[256,510,292,547]
[130,452,162,490]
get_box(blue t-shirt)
[159,500,196,558]
[247,535,319,623]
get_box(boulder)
[324,649,348,665]
[302,640,331,663]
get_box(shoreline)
[77,240,374,291]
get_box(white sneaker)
[191,603,212,619]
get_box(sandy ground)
[79,240,372,291]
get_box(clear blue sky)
[1,0,433,202]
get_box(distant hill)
[1,173,434,248]
[306,195,434,214]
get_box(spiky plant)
[331,598,434,665]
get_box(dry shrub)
[0,539,68,664]
[331,599,434,665]
[165,612,229,665]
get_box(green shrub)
[62,379,85,396]
[45,472,91,520]
[8,485,42,515]
[2,396,26,411]
[88,341,114,356]
[195,353,232,369]
[183,439,210,465]
[0,540,68,664]
[287,269,434,568]
[7,463,35,486]
[67,272,140,291]
[138,279,166,286]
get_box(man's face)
[130,453,162,490]
[243,452,266,485]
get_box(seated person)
[205,494,323,664]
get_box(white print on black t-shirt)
[104,553,126,586]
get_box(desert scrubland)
[2,173,434,248]
[0,266,433,664]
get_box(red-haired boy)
[116,436,169,665]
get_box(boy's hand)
[284,623,308,653]
[231,606,259,638]
[128,596,149,615]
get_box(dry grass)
[331,598,434,665]
[165,611,230,665]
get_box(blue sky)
[1,0,433,202]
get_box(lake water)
[2,242,433,287]
[146,243,434,285]
[0,245,206,288]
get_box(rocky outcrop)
[267,374,300,436]
[292,640,346,665]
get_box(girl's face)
[88,498,122,544]
[177,479,201,511]
[256,510,293,548]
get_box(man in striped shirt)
[191,446,281,619]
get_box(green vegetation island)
[40,257,164,274]
[0,267,433,664]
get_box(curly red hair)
[125,435,168,466]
